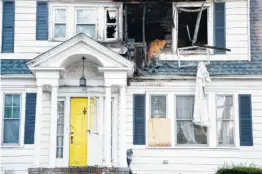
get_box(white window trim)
[74,7,98,39]
[143,91,240,149]
[52,7,68,41]
[171,2,214,61]
[0,92,26,148]
[104,7,119,41]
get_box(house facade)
[0,0,262,174]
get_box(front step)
[28,167,129,174]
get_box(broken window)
[105,8,118,40]
[177,7,208,48]
[76,9,97,39]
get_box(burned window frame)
[104,7,119,41]
[173,2,213,53]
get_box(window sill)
[157,51,248,61]
[1,144,24,148]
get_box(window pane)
[3,120,19,144]
[13,95,20,106]
[4,107,12,118]
[55,24,66,38]
[57,136,64,147]
[151,95,166,118]
[217,96,234,120]
[77,9,96,24]
[106,10,117,23]
[177,121,207,144]
[5,95,12,106]
[55,9,66,23]
[106,25,117,39]
[76,24,95,38]
[57,124,64,135]
[56,147,63,158]
[217,121,234,145]
[176,96,194,119]
[176,96,207,145]
[13,107,20,118]
[89,98,97,132]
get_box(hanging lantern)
[79,57,87,87]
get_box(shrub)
[217,166,262,174]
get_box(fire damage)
[110,0,230,73]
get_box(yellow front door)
[69,98,88,166]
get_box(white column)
[112,97,118,166]
[49,86,58,167]
[34,86,43,167]
[103,86,112,167]
[119,86,127,167]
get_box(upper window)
[2,94,21,145]
[105,8,119,40]
[76,9,97,39]
[176,96,207,145]
[216,95,235,146]
[54,8,67,39]
[150,95,166,118]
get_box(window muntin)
[105,8,118,40]
[2,94,21,145]
[150,95,167,118]
[54,8,67,38]
[216,95,235,146]
[56,101,65,158]
[76,9,97,39]
[176,96,207,145]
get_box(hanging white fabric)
[193,62,211,127]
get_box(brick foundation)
[28,167,129,174]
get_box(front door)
[69,98,88,166]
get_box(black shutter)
[239,94,253,146]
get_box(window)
[76,9,96,39]
[56,101,65,158]
[216,95,234,146]
[54,8,66,39]
[150,95,167,118]
[176,96,207,145]
[105,8,118,40]
[2,94,21,145]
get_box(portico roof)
[27,33,135,77]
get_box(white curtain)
[217,96,234,145]
[176,96,196,144]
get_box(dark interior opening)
[178,8,208,48]
[126,3,172,43]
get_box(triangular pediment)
[27,33,135,73]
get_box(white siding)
[126,79,262,174]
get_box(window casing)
[145,92,238,148]
[56,100,65,158]
[53,8,67,39]
[76,8,97,39]
[2,94,21,145]
[105,8,119,40]
[216,95,235,146]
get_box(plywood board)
[147,118,171,147]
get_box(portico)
[26,33,135,168]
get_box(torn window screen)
[178,7,208,48]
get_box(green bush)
[217,166,262,174]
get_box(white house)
[0,0,262,174]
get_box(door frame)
[56,92,118,167]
